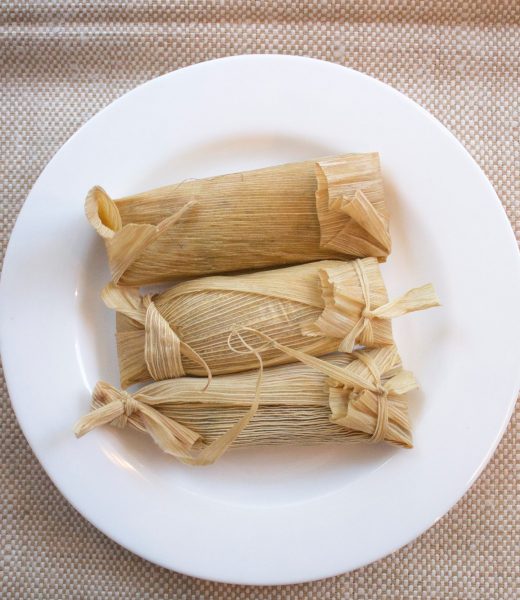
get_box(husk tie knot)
[338,259,440,353]
[347,387,389,443]
[350,350,389,443]
[118,391,141,424]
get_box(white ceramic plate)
[1,55,519,585]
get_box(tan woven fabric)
[1,1,518,597]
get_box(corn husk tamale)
[105,257,439,387]
[86,153,391,286]
[74,347,417,465]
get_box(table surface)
[1,2,518,598]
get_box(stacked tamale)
[75,153,439,465]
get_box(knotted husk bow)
[304,259,440,352]
[328,350,416,446]
[73,382,202,460]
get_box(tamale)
[105,257,439,387]
[86,153,391,285]
[74,347,418,466]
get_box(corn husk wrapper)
[86,153,390,286]
[74,347,417,466]
[107,257,439,387]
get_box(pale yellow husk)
[74,347,417,466]
[86,153,390,286]
[106,257,439,388]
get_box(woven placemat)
[1,2,518,598]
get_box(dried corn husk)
[86,153,390,286]
[106,257,439,387]
[74,347,417,465]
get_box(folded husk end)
[315,154,390,260]
[305,258,393,349]
[329,387,414,449]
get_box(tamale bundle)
[86,153,391,285]
[74,347,418,465]
[106,257,439,388]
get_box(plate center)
[74,134,397,506]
